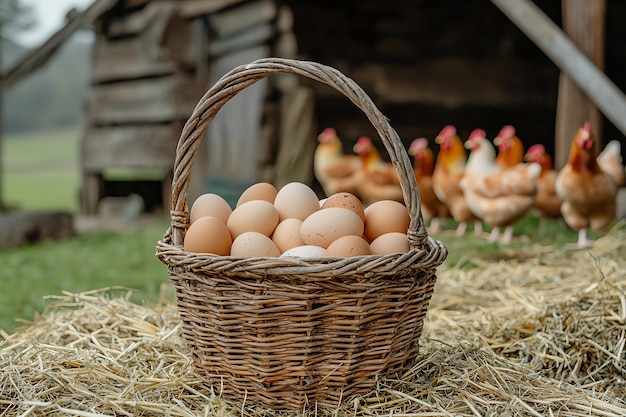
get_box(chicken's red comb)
[583,121,591,133]
[497,125,515,139]
[322,127,336,136]
[409,137,429,155]
[525,144,545,160]
[526,144,545,154]
[468,128,486,141]
[438,125,457,138]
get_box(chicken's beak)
[435,135,443,144]
[464,140,474,150]
[493,136,503,146]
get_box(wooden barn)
[4,0,625,215]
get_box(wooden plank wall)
[81,1,209,213]
[80,0,285,213]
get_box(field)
[0,127,171,333]
[3,127,81,212]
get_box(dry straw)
[1,226,626,416]
[155,58,447,410]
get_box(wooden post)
[555,0,606,168]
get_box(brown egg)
[274,182,320,221]
[364,200,410,242]
[321,192,365,222]
[230,232,281,257]
[300,207,364,248]
[325,235,371,257]
[272,218,305,253]
[189,193,232,225]
[227,200,279,238]
[237,182,278,207]
[183,216,232,255]
[369,232,410,255]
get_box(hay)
[2,225,626,416]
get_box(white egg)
[280,245,326,258]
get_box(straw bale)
[2,225,626,416]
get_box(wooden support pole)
[555,0,606,168]
[490,0,626,168]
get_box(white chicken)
[461,129,541,244]
[597,140,625,188]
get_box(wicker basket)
[156,58,448,411]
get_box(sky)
[16,0,95,47]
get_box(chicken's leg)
[488,227,500,242]
[576,228,595,248]
[474,221,484,236]
[500,225,514,244]
[429,217,442,234]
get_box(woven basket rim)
[156,230,447,277]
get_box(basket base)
[171,269,438,411]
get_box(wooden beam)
[81,124,180,172]
[208,0,277,37]
[555,0,606,168]
[91,35,178,82]
[179,0,244,18]
[86,75,199,125]
[490,0,626,168]
[208,23,274,58]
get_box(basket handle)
[169,58,426,249]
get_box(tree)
[0,0,35,211]
[1,0,34,35]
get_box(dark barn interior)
[285,0,625,164]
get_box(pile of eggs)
[183,182,412,258]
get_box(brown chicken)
[461,129,540,244]
[408,137,449,232]
[494,125,525,169]
[431,125,483,236]
[352,136,403,204]
[555,122,619,248]
[524,144,563,221]
[314,128,362,197]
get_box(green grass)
[0,127,174,333]
[3,127,80,212]
[429,214,589,268]
[0,217,172,334]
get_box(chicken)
[352,136,403,204]
[431,125,483,236]
[314,128,362,197]
[494,125,525,169]
[408,137,449,232]
[524,144,563,221]
[555,122,618,248]
[461,128,540,244]
[597,140,625,188]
